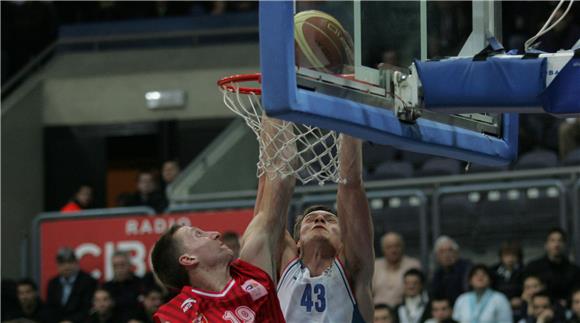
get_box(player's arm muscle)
[336,135,374,323]
[240,117,296,282]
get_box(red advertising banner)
[39,209,254,297]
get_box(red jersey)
[60,201,82,213]
[154,259,285,323]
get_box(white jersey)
[277,258,366,323]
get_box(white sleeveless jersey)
[277,258,366,323]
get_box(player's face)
[299,210,342,252]
[431,301,452,320]
[176,226,233,267]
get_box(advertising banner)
[39,209,254,296]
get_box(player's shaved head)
[151,225,189,289]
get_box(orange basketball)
[294,10,354,74]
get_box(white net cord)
[220,85,344,186]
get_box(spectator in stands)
[425,297,458,323]
[491,241,525,308]
[61,184,93,213]
[374,303,397,323]
[127,286,164,323]
[160,159,180,203]
[117,171,166,213]
[429,235,472,304]
[222,231,241,259]
[558,118,580,161]
[517,275,547,322]
[86,288,126,323]
[452,264,513,323]
[373,232,421,306]
[395,269,431,323]
[519,290,563,323]
[568,288,580,323]
[46,247,97,323]
[103,250,143,312]
[161,160,180,188]
[524,228,580,307]
[2,279,50,322]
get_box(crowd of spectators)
[372,228,580,323]
[58,159,181,214]
[2,232,241,323]
[4,228,579,323]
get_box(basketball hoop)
[217,73,343,185]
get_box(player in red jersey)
[151,117,294,323]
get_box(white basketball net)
[219,82,343,186]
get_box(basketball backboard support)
[259,1,518,166]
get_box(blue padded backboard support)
[259,1,518,166]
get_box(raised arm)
[336,135,374,323]
[239,117,296,282]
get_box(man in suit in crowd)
[46,247,97,323]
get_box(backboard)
[259,1,518,166]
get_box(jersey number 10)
[300,283,326,312]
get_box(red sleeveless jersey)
[154,259,285,323]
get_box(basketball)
[294,10,354,74]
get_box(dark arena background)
[1,1,580,323]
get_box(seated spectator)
[558,118,580,160]
[453,264,513,323]
[46,247,97,323]
[373,232,421,306]
[117,171,166,213]
[127,286,164,323]
[374,303,397,323]
[425,297,458,323]
[2,279,50,322]
[86,288,127,323]
[103,250,144,311]
[222,231,241,259]
[524,228,580,307]
[518,290,563,323]
[395,269,431,323]
[491,241,525,308]
[161,160,180,189]
[61,184,93,213]
[517,275,547,322]
[430,236,472,304]
[569,288,580,323]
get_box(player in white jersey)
[278,134,373,322]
